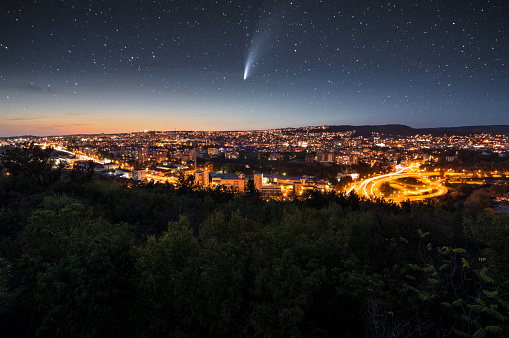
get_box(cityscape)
[2,1,509,336]
[2,125,509,208]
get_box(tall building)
[137,146,149,163]
[194,170,210,186]
[253,173,264,192]
[322,151,334,163]
[305,154,315,164]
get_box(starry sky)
[1,0,508,137]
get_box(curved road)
[346,166,448,203]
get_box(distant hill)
[421,125,509,136]
[2,125,509,139]
[309,124,509,137]
[0,135,39,140]
[307,124,416,137]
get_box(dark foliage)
[1,170,508,337]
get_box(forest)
[1,145,509,337]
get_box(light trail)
[345,164,449,203]
[54,146,105,164]
[347,165,412,197]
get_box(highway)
[54,146,105,164]
[346,165,448,203]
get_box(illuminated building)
[136,146,149,163]
[210,173,245,191]
[207,148,219,156]
[132,169,147,181]
[194,170,210,186]
[115,168,132,179]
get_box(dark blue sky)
[1,0,508,136]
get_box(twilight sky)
[1,0,508,136]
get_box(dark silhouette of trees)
[68,160,95,183]
[244,177,260,199]
[1,164,508,337]
[0,143,63,188]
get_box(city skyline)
[1,1,508,137]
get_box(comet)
[243,64,249,80]
[243,52,255,80]
[243,11,274,80]
[243,36,260,80]
[243,4,283,80]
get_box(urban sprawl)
[2,126,509,201]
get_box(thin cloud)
[4,116,42,121]
[0,84,55,93]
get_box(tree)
[68,160,95,183]
[245,178,260,198]
[488,184,508,198]
[132,216,201,336]
[402,230,509,337]
[0,143,63,188]
[176,172,196,193]
[379,182,396,197]
[467,189,491,213]
[4,196,134,337]
[335,175,352,191]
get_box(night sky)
[1,1,508,136]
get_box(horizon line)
[2,123,509,139]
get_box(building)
[115,168,132,179]
[132,169,147,181]
[249,173,327,198]
[321,151,334,163]
[337,173,360,181]
[269,152,281,161]
[445,155,459,162]
[305,153,315,164]
[137,146,149,163]
[253,173,264,192]
[336,154,358,165]
[109,150,126,157]
[225,151,239,160]
[194,170,210,186]
[210,173,245,192]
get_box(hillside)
[310,124,509,137]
